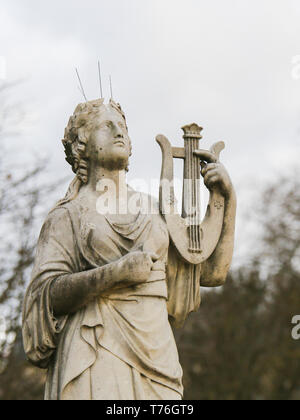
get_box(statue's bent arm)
[200,189,237,287]
[50,262,124,317]
[50,250,155,317]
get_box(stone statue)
[22,98,236,400]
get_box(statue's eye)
[100,121,111,129]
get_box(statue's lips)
[113,139,125,147]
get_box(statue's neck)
[86,165,128,199]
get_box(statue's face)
[87,106,131,171]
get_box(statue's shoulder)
[48,202,72,219]
[43,202,77,233]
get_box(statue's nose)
[113,125,124,138]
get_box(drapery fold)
[22,199,201,399]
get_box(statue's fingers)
[200,161,206,172]
[194,149,217,163]
[204,169,219,182]
[201,163,218,177]
[205,175,219,189]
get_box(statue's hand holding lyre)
[193,149,234,199]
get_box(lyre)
[156,124,225,265]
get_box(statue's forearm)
[200,189,237,287]
[50,260,124,317]
[50,250,155,317]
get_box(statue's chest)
[80,209,169,263]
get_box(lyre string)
[186,135,201,252]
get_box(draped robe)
[22,196,201,400]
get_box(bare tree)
[0,84,63,399]
[178,171,300,400]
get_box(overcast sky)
[1,0,300,264]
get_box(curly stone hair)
[62,98,130,184]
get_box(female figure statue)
[22,99,236,400]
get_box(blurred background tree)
[178,173,300,400]
[0,85,59,399]
[0,84,299,400]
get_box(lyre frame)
[156,124,225,265]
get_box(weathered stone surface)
[22,99,236,400]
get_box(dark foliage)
[178,175,300,400]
